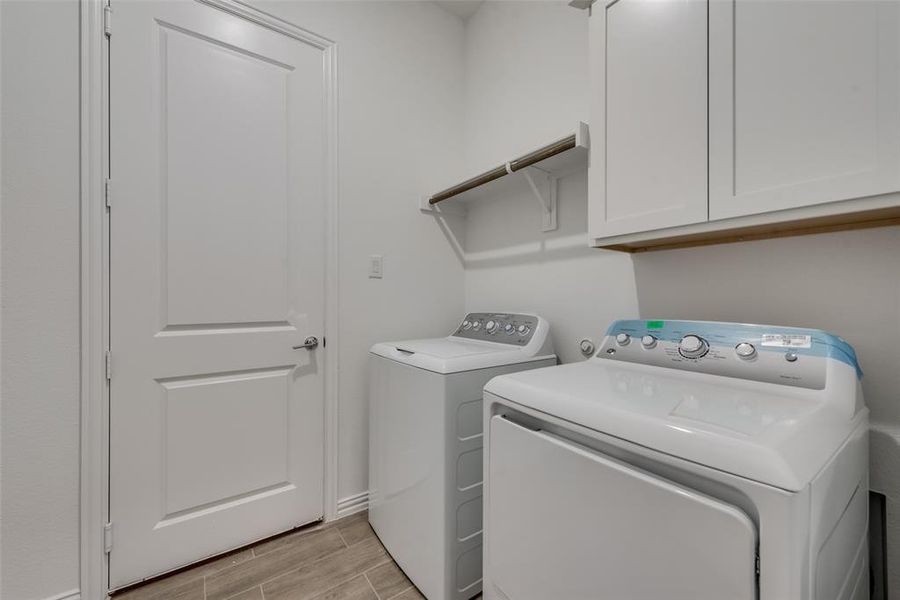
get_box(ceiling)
[434,0,485,20]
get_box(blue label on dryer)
[605,320,862,380]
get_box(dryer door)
[487,416,758,600]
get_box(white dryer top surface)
[485,358,866,491]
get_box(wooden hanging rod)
[428,133,578,205]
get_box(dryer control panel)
[596,320,862,390]
[453,313,538,346]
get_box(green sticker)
[646,320,664,330]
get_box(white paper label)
[761,334,812,348]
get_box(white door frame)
[78,1,340,596]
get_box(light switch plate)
[368,255,383,279]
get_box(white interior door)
[109,0,327,587]
[487,416,758,600]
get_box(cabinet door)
[589,0,708,238]
[709,0,900,221]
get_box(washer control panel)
[453,313,538,346]
[596,320,862,390]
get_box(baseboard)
[336,490,369,518]
[43,590,80,600]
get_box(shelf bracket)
[520,165,558,232]
[418,196,467,217]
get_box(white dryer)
[369,313,555,600]
[483,320,868,600]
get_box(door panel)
[163,24,292,326]
[709,0,900,220]
[487,416,757,600]
[161,368,292,516]
[109,0,326,587]
[589,0,708,238]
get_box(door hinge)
[103,5,112,37]
[104,178,112,209]
[105,350,112,381]
[104,522,113,553]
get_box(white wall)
[0,2,82,599]
[249,0,468,506]
[463,1,590,172]
[0,2,465,598]
[461,1,638,363]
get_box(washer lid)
[485,360,866,491]
[370,337,553,374]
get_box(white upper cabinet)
[589,0,708,238]
[709,0,900,221]
[589,0,900,250]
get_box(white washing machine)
[483,319,868,600]
[369,313,556,600]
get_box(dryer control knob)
[641,335,657,349]
[735,343,756,359]
[485,320,498,334]
[678,335,708,358]
[615,333,631,346]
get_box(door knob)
[293,336,319,350]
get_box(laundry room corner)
[3,0,900,598]
[455,0,640,364]
[444,1,900,592]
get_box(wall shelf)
[420,122,589,232]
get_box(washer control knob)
[615,333,631,346]
[503,323,515,335]
[785,352,798,363]
[516,324,531,336]
[485,320,498,334]
[641,335,657,349]
[678,335,708,358]
[472,320,482,331]
[735,342,756,359]
[462,320,472,330]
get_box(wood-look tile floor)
[112,511,463,600]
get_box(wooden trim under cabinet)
[597,206,900,253]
